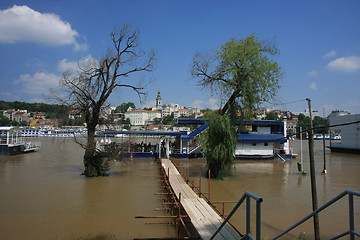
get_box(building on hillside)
[34,113,45,120]
[286,119,297,136]
[3,109,29,123]
[328,113,360,154]
[125,109,161,126]
[69,110,82,120]
[174,108,188,119]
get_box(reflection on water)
[0,138,174,240]
[182,140,360,239]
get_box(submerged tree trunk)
[83,124,98,177]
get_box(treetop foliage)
[192,34,282,117]
[0,100,69,118]
[115,102,136,113]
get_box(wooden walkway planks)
[161,158,242,240]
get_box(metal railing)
[210,191,263,240]
[272,190,360,240]
[188,140,201,154]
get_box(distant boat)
[313,134,330,140]
[0,127,40,155]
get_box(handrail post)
[256,200,261,240]
[349,193,355,240]
[210,192,262,240]
[246,196,251,237]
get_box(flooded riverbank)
[0,138,175,240]
[0,138,359,239]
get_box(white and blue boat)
[0,127,40,155]
[235,118,293,160]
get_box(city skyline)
[0,1,360,116]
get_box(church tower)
[156,89,162,108]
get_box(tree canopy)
[191,34,282,117]
[297,114,328,134]
[115,102,136,113]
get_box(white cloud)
[16,72,60,94]
[57,55,98,73]
[207,98,219,109]
[310,82,317,90]
[0,5,87,51]
[324,50,336,58]
[191,99,203,109]
[308,70,318,77]
[327,56,360,73]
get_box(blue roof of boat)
[240,120,284,126]
[177,118,206,124]
[104,130,186,136]
[237,133,287,143]
[181,123,208,140]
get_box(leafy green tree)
[191,34,282,117]
[75,117,85,126]
[0,113,10,126]
[200,113,236,178]
[162,113,175,126]
[297,114,327,135]
[11,120,19,126]
[191,34,282,178]
[115,102,136,113]
[265,112,278,120]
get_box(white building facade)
[125,110,161,126]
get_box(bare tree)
[55,24,155,177]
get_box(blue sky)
[1,1,360,116]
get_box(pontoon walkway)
[161,158,242,240]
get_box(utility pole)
[322,107,327,174]
[306,98,320,240]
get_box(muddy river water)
[0,138,359,239]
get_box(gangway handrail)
[272,190,360,240]
[210,191,263,240]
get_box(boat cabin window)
[252,125,257,132]
[252,143,256,146]
[264,143,268,146]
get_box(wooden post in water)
[322,108,327,174]
[306,98,320,240]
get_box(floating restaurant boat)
[172,118,294,160]
[234,118,294,160]
[0,127,40,155]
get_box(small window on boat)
[252,143,256,146]
[264,143,268,146]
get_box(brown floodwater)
[0,138,175,240]
[176,139,360,239]
[0,138,359,239]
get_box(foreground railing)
[272,190,360,240]
[210,191,263,240]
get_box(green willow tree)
[54,24,155,177]
[191,34,282,178]
[200,113,236,178]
